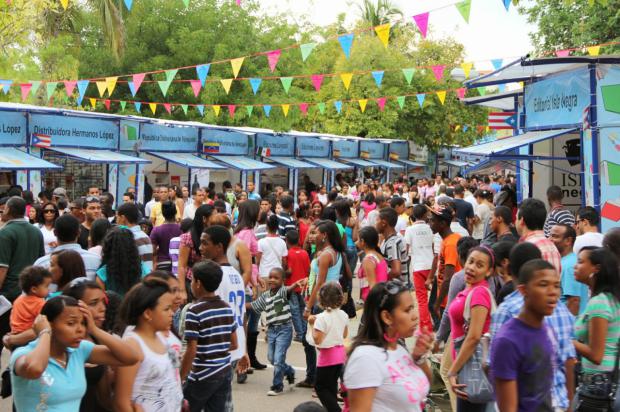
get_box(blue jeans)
[183,371,232,412]
[267,322,295,390]
[224,360,237,412]
[289,292,305,340]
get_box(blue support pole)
[589,63,601,221]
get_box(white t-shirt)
[344,344,430,412]
[574,231,604,255]
[395,216,409,236]
[472,203,491,240]
[39,225,57,255]
[216,264,246,362]
[404,222,434,272]
[183,203,199,220]
[307,309,348,348]
[257,236,288,277]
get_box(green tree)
[357,0,403,26]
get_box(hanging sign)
[0,111,27,145]
[296,136,330,158]
[360,140,384,159]
[389,140,408,160]
[256,133,294,156]
[201,128,249,155]
[29,113,118,149]
[139,123,199,152]
[332,139,358,158]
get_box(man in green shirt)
[0,197,45,340]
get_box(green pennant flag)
[280,77,293,94]
[158,80,172,96]
[30,81,41,96]
[478,86,486,96]
[165,69,178,82]
[396,96,406,109]
[181,104,188,115]
[317,102,326,114]
[246,105,254,116]
[300,42,317,62]
[402,68,415,85]
[46,82,58,100]
[182,0,189,8]
[120,101,127,111]
[456,0,472,23]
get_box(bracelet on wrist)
[413,353,429,365]
[447,371,458,378]
[38,328,51,337]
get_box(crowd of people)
[0,172,618,412]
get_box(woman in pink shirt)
[356,226,388,301]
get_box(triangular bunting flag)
[372,71,384,88]
[96,81,107,97]
[124,0,132,10]
[20,84,32,102]
[196,64,210,86]
[30,80,41,96]
[413,13,429,38]
[163,103,172,114]
[402,68,415,85]
[158,80,172,96]
[374,23,390,48]
[128,81,137,97]
[555,49,570,57]
[396,96,405,109]
[498,84,506,93]
[281,104,290,117]
[245,106,254,117]
[338,33,354,59]
[263,105,272,117]
[89,98,97,108]
[60,0,69,10]
[104,99,111,110]
[212,105,221,116]
[431,65,446,81]
[220,79,233,94]
[280,77,293,94]
[133,73,146,94]
[196,105,204,115]
[190,80,202,97]
[334,100,342,114]
[478,86,486,96]
[461,62,473,78]
[436,90,447,105]
[249,78,262,95]
[376,97,387,111]
[456,88,466,99]
[503,0,511,11]
[317,102,326,114]
[358,99,368,113]
[311,74,324,92]
[456,0,472,23]
[105,77,118,95]
[149,102,157,114]
[228,105,236,118]
[491,58,503,71]
[182,0,189,8]
[120,101,127,111]
[267,50,281,72]
[416,93,426,108]
[230,57,244,78]
[299,103,309,116]
[340,72,353,90]
[300,42,317,61]
[181,104,188,115]
[75,80,88,100]
[587,45,601,56]
[165,69,178,82]
[63,80,77,97]
[46,82,58,100]
[134,102,142,112]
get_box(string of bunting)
[53,0,242,11]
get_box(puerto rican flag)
[488,111,517,130]
[32,133,51,148]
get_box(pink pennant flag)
[133,73,146,93]
[228,104,236,118]
[556,49,570,57]
[104,99,111,110]
[267,50,282,72]
[299,103,309,116]
[413,12,429,38]
[236,0,240,4]
[20,83,32,101]
[190,80,202,97]
[164,103,172,114]
[456,88,466,99]
[431,65,446,81]
[311,74,324,92]
[376,97,387,111]
[64,80,77,97]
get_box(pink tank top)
[358,254,389,301]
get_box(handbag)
[453,285,497,404]
[574,335,620,411]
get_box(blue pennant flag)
[134,102,141,112]
[463,125,469,132]
[249,78,262,95]
[503,0,511,10]
[196,64,211,87]
[334,100,342,114]
[338,34,354,59]
[1,80,12,94]
[77,80,89,99]
[196,105,205,116]
[128,81,138,97]
[124,0,133,10]
[371,71,384,88]
[263,105,272,117]
[497,84,506,93]
[416,93,426,108]
[491,58,503,71]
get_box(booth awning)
[397,159,426,168]
[211,155,275,171]
[442,160,469,167]
[454,128,578,157]
[463,159,516,176]
[0,148,62,170]
[368,159,404,169]
[147,152,225,169]
[46,147,150,164]
[303,158,353,170]
[340,158,377,167]
[264,157,316,169]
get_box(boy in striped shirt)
[250,267,306,396]
[181,260,238,411]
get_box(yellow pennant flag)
[587,45,601,56]
[374,23,390,48]
[149,103,157,114]
[340,73,353,90]
[60,0,69,10]
[455,125,461,132]
[358,99,368,113]
[220,79,233,94]
[89,98,96,108]
[230,57,245,79]
[461,62,473,79]
[436,90,447,105]
[105,77,118,95]
[213,105,221,116]
[95,81,107,97]
[281,104,290,117]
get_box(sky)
[258,0,537,72]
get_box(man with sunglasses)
[78,196,102,250]
[573,206,603,255]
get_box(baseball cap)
[52,187,67,198]
[426,204,454,222]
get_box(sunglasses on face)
[379,279,408,308]
[43,209,56,214]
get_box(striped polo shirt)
[184,296,238,381]
[129,225,153,271]
[250,286,292,326]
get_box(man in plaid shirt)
[516,198,562,273]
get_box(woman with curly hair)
[96,227,149,296]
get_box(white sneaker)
[267,387,283,396]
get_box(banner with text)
[256,133,294,157]
[0,111,27,146]
[360,140,385,159]
[296,136,330,158]
[389,140,408,161]
[201,129,250,156]
[29,114,118,149]
[139,123,199,152]
[332,139,358,158]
